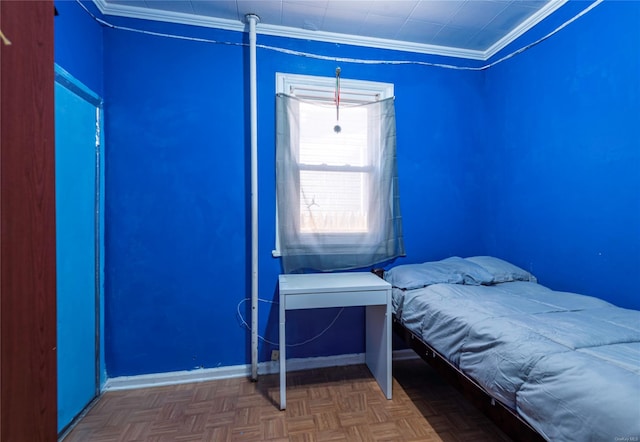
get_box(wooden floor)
[62,358,511,441]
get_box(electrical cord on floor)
[236,297,344,347]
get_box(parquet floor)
[62,358,511,441]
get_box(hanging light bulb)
[334,67,341,133]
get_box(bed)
[383,256,640,441]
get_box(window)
[298,100,370,234]
[275,73,404,273]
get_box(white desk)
[278,272,392,410]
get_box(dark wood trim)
[0,1,57,440]
[393,317,545,442]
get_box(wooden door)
[0,1,57,440]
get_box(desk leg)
[365,301,392,399]
[279,295,286,410]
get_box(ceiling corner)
[483,0,569,61]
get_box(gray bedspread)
[388,257,640,441]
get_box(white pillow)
[384,256,493,290]
[465,256,537,284]
[384,261,463,290]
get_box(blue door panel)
[55,81,98,432]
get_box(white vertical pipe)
[247,13,260,382]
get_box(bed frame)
[392,316,545,441]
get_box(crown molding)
[483,0,569,60]
[257,22,487,60]
[92,0,486,60]
[92,0,246,32]
[92,0,569,61]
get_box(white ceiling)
[93,0,568,60]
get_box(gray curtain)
[276,93,404,273]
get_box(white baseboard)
[103,349,417,392]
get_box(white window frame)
[273,72,394,257]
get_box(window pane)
[300,170,368,233]
[299,102,368,167]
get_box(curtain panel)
[276,93,405,273]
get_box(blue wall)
[101,20,484,375]
[54,1,104,96]
[54,0,639,378]
[483,0,640,309]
